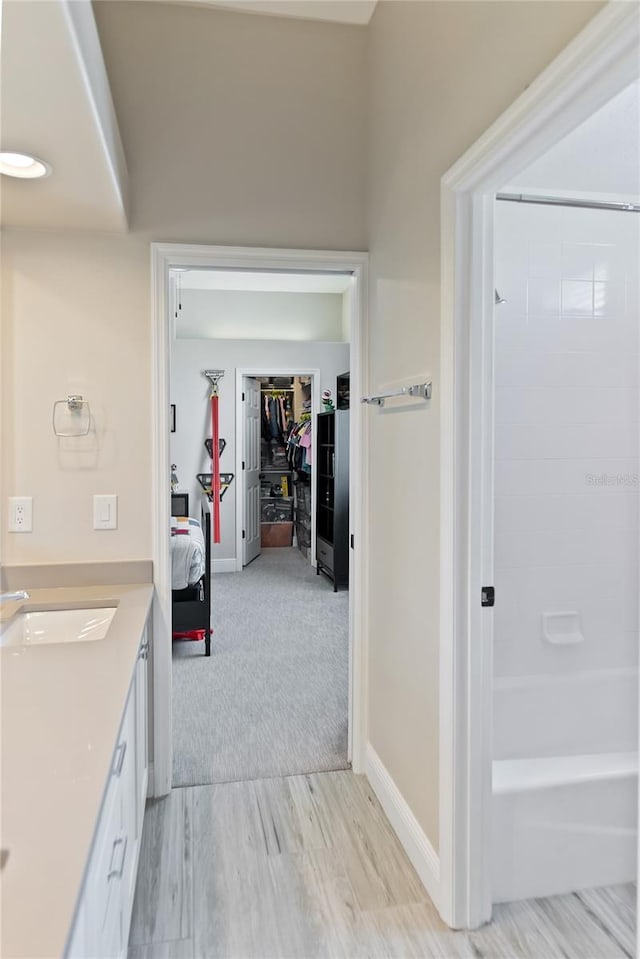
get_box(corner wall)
[365,0,604,855]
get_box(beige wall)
[1,231,151,563]
[1,3,367,564]
[366,0,603,849]
[93,1,368,249]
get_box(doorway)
[238,370,321,571]
[152,247,367,798]
[439,1,640,931]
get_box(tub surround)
[0,580,153,959]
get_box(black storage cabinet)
[316,410,349,590]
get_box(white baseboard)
[365,743,441,913]
[212,558,238,574]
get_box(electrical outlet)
[9,497,33,533]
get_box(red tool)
[203,370,224,544]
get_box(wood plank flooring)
[128,770,636,959]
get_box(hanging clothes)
[286,418,312,473]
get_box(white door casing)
[243,376,261,566]
[152,246,369,807]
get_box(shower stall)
[491,195,639,903]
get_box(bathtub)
[492,668,638,903]
[492,751,638,902]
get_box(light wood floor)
[128,769,636,959]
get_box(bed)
[171,494,212,656]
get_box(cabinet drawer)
[317,538,334,571]
[120,689,138,907]
[84,689,136,959]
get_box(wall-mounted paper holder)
[52,395,91,437]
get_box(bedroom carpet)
[172,548,349,787]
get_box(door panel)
[244,377,261,566]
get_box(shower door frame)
[439,2,640,930]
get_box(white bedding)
[171,516,206,590]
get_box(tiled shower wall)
[493,202,639,756]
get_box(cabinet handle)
[107,836,128,880]
[139,640,149,660]
[112,741,127,777]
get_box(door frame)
[439,2,640,929]
[236,368,321,572]
[151,244,368,797]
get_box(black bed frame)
[171,495,212,656]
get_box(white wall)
[170,338,349,565]
[493,201,639,758]
[176,290,345,341]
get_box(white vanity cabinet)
[66,624,150,959]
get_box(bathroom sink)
[0,607,117,647]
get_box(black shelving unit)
[337,371,350,410]
[316,410,349,590]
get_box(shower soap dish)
[53,395,91,437]
[542,611,584,645]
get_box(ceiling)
[176,0,377,25]
[173,269,353,293]
[0,0,128,232]
[509,80,640,200]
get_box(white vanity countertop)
[0,583,153,959]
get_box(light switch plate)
[93,494,117,530]
[8,497,32,533]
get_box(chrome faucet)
[0,590,29,603]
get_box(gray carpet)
[172,548,349,787]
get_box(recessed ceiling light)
[0,152,51,179]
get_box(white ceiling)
[0,0,128,232]
[176,0,377,25]
[173,269,353,293]
[509,80,640,200]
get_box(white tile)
[494,421,639,462]
[494,491,638,535]
[494,349,639,389]
[495,457,639,497]
[494,565,638,674]
[495,386,639,427]
[529,240,562,278]
[561,242,594,280]
[493,668,638,759]
[593,280,627,318]
[494,630,639,680]
[494,524,638,572]
[561,279,593,315]
[495,315,638,354]
[527,277,561,315]
[593,245,618,282]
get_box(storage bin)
[261,521,293,547]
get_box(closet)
[259,376,313,558]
